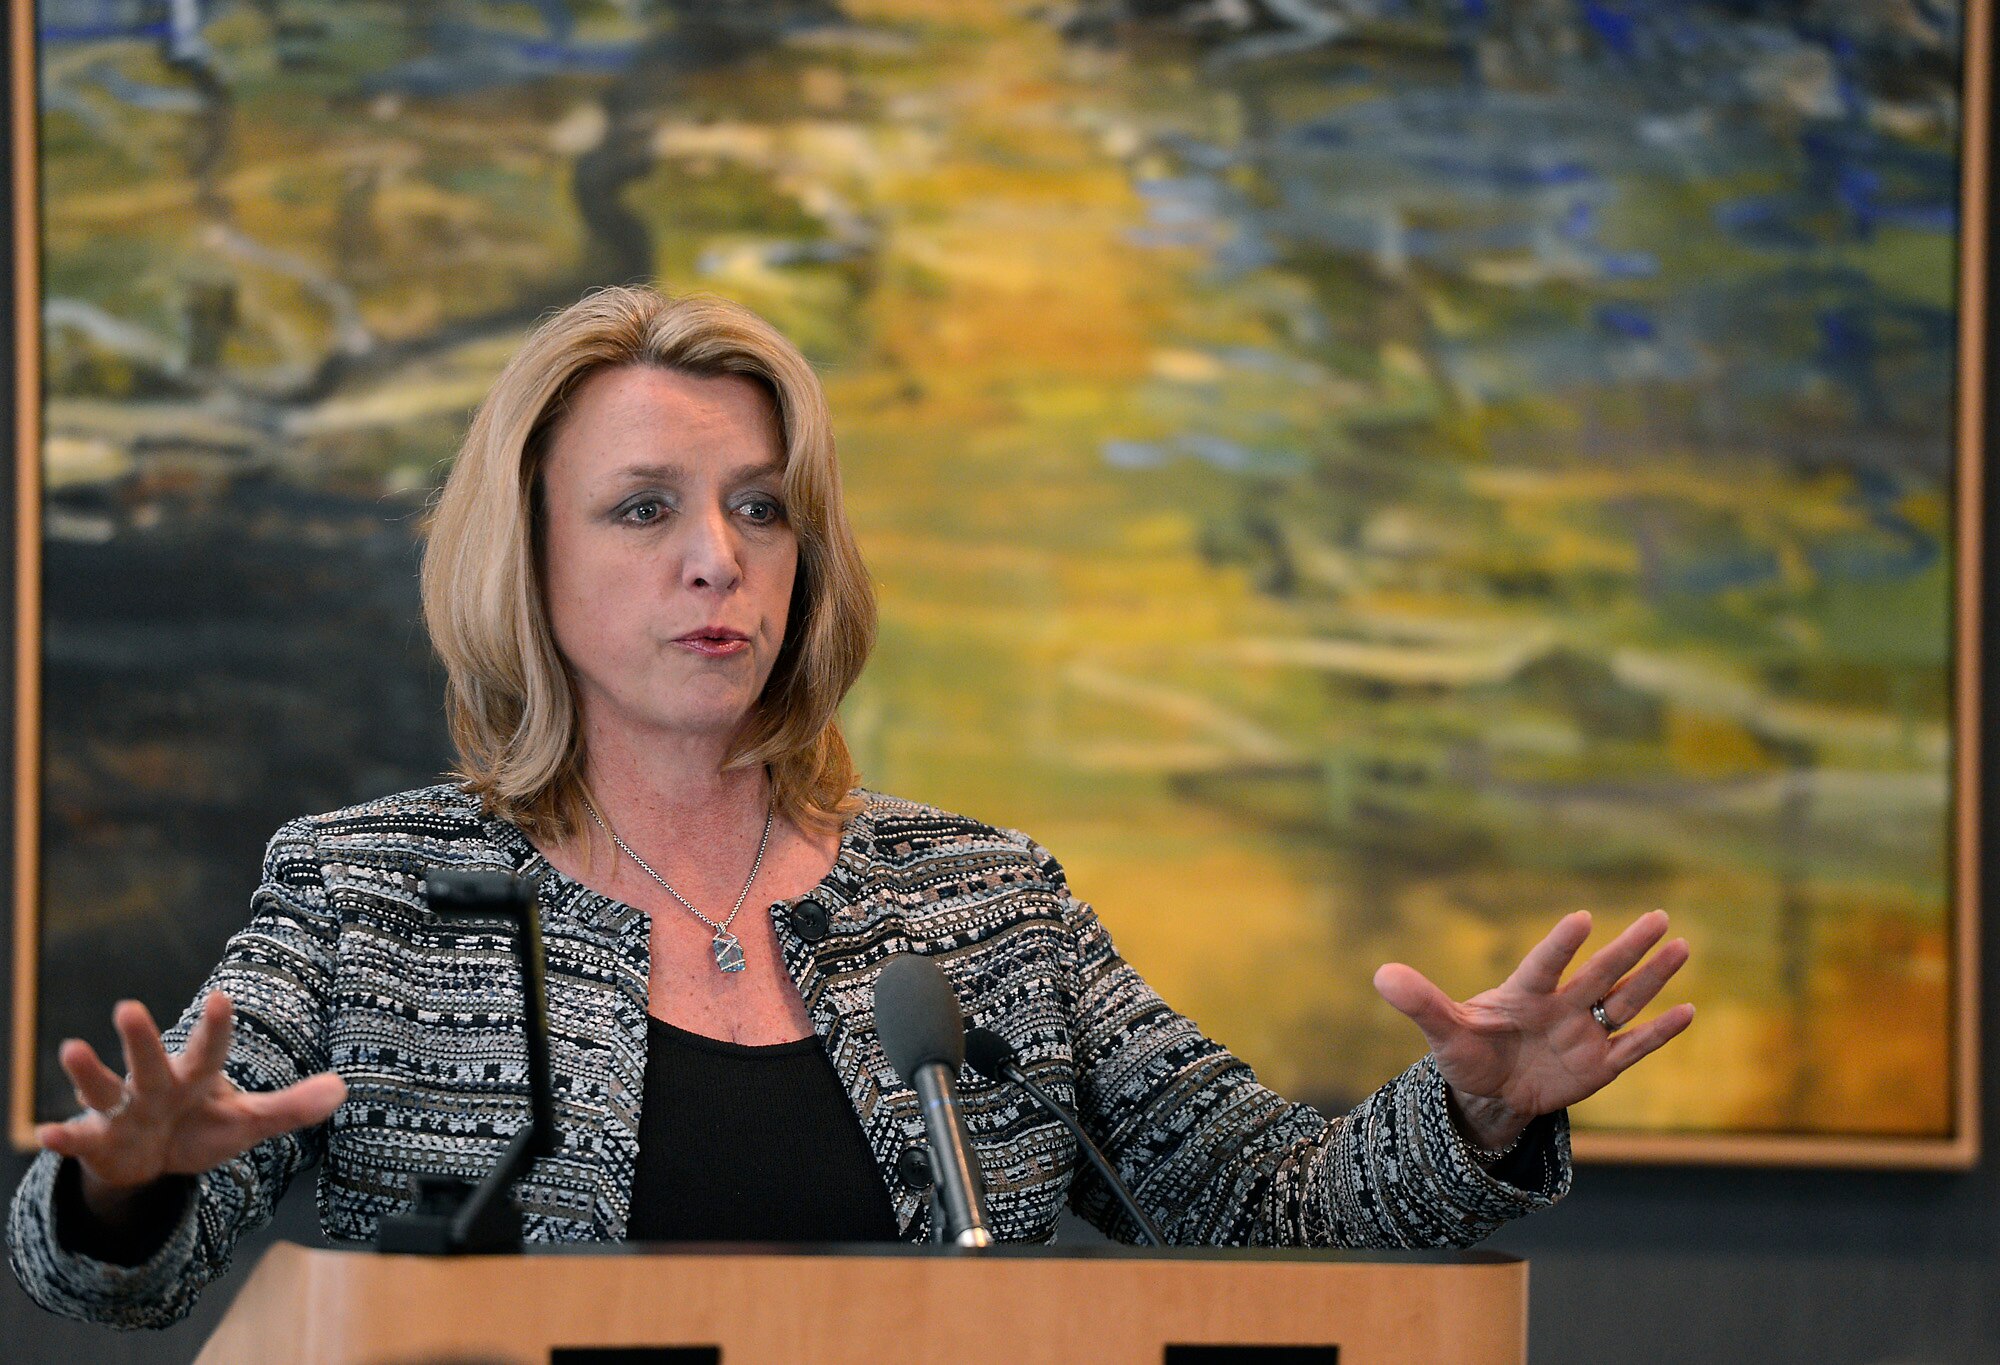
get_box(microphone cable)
[965,1027,1167,1247]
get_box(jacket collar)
[476,789,935,1240]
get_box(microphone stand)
[912,1059,995,1248]
[377,870,557,1255]
[874,954,995,1249]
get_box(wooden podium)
[195,1240,1527,1364]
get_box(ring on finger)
[1590,999,1620,1034]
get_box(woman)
[9,287,1692,1328]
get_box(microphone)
[873,954,994,1248]
[965,1027,1167,1247]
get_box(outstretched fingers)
[1503,910,1594,996]
[177,991,236,1083]
[34,1117,97,1158]
[1600,937,1691,1025]
[1566,910,1671,1002]
[235,1072,349,1146]
[40,1036,129,1160]
[113,1000,176,1099]
[1606,1002,1695,1072]
[1372,962,1461,1049]
[58,1037,127,1113]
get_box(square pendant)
[712,931,746,973]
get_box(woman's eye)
[740,498,784,524]
[622,499,666,524]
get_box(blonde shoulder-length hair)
[420,286,877,843]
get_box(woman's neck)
[570,713,774,879]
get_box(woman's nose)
[680,505,744,591]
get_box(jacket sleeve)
[7,817,339,1329]
[1032,841,1572,1247]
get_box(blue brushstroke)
[1578,0,1639,59]
[1685,550,1783,596]
[364,16,637,97]
[1598,252,1660,279]
[1412,153,1597,190]
[1103,441,1168,470]
[1595,304,1656,340]
[1180,436,1256,472]
[41,21,171,44]
[72,60,205,113]
[1805,470,1940,582]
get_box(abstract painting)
[10,0,1987,1163]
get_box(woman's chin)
[637,696,761,739]
[582,673,769,743]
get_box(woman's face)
[537,364,798,748]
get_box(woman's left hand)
[1372,910,1694,1151]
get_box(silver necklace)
[585,795,773,974]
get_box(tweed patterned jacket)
[9,783,1571,1328]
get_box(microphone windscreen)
[964,1027,1017,1082]
[874,953,965,1081]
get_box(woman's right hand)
[35,992,348,1222]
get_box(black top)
[625,1014,901,1243]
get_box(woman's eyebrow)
[609,460,784,484]
[608,460,688,480]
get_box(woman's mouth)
[680,628,756,652]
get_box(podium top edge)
[279,1239,1524,1266]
